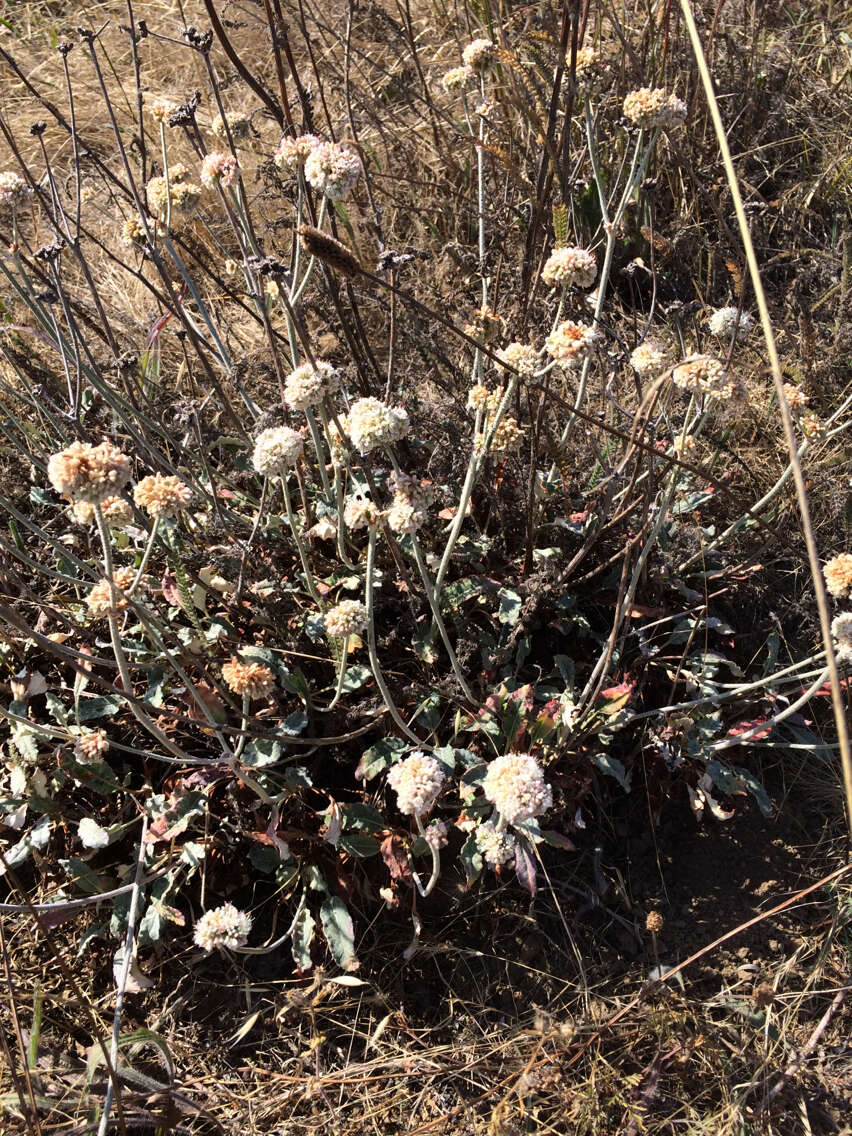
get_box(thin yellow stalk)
[679,0,852,835]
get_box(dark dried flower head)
[297,225,361,278]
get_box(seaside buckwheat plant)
[252,426,304,473]
[222,658,277,699]
[211,110,251,141]
[481,753,553,825]
[622,87,687,129]
[86,567,139,618]
[284,360,337,411]
[0,170,33,209]
[193,904,253,952]
[497,342,539,374]
[303,140,362,200]
[824,554,852,599]
[708,306,752,342]
[200,152,239,190]
[671,353,729,395]
[1,0,849,1032]
[347,397,409,454]
[462,38,497,70]
[442,65,474,92]
[48,440,131,503]
[133,474,192,519]
[273,133,323,173]
[630,340,668,377]
[545,320,598,368]
[324,599,368,638]
[541,246,597,290]
[387,752,446,816]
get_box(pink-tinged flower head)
[48,439,131,504]
[201,152,239,190]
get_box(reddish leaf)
[380,834,411,882]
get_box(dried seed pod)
[297,225,361,278]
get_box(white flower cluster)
[468,385,522,455]
[347,397,409,455]
[193,903,252,952]
[831,613,852,662]
[0,171,33,210]
[545,320,598,369]
[541,246,597,290]
[284,360,337,412]
[387,751,446,816]
[630,340,668,377]
[304,141,362,201]
[324,598,368,638]
[623,88,687,130]
[475,824,516,867]
[386,470,432,535]
[708,306,752,343]
[252,426,304,474]
[671,353,729,396]
[482,753,553,825]
[462,38,497,70]
[274,133,323,174]
[200,152,239,190]
[343,496,379,530]
[496,342,539,375]
[442,65,474,92]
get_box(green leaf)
[734,767,774,817]
[144,668,167,709]
[340,665,371,693]
[497,587,522,625]
[338,832,381,858]
[588,752,631,792]
[77,695,122,722]
[291,903,315,971]
[242,738,283,768]
[460,832,483,886]
[249,846,281,874]
[60,857,102,896]
[44,691,68,726]
[541,829,576,851]
[284,765,312,790]
[77,923,106,957]
[320,896,359,971]
[340,803,387,831]
[356,737,408,780]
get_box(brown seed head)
[645,910,665,935]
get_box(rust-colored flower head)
[824,553,852,599]
[72,495,132,527]
[133,473,193,519]
[753,983,774,1009]
[74,728,109,764]
[645,910,664,935]
[48,439,131,504]
[222,657,276,699]
[86,567,138,618]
